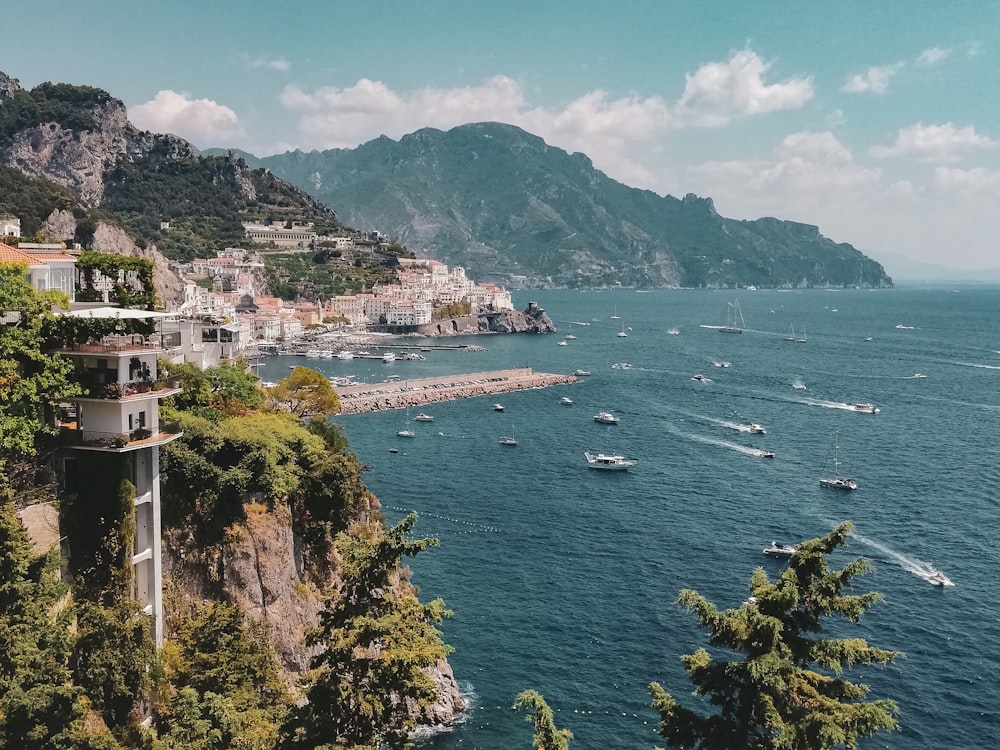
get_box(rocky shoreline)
[334,368,577,414]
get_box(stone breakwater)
[334,368,577,414]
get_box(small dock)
[334,368,577,414]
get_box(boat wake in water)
[671,428,770,458]
[850,531,954,586]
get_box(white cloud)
[672,50,813,127]
[933,166,1000,197]
[916,47,952,66]
[774,131,852,164]
[248,55,290,72]
[870,123,996,162]
[130,90,246,145]
[841,63,903,94]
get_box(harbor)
[332,368,577,414]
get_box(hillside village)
[2,213,515,366]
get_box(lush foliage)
[161,360,263,419]
[514,690,572,750]
[266,366,340,420]
[156,602,290,749]
[0,474,124,749]
[264,251,398,300]
[279,514,452,750]
[649,522,899,750]
[432,301,472,320]
[75,250,158,309]
[0,263,80,460]
[0,82,112,147]
[0,165,81,236]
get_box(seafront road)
[333,368,577,414]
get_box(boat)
[762,541,797,558]
[499,433,518,446]
[397,407,416,438]
[864,337,873,342]
[819,436,857,490]
[616,320,628,337]
[926,571,952,587]
[593,411,620,425]
[337,350,353,359]
[691,374,709,382]
[713,361,731,368]
[413,413,434,422]
[389,447,398,453]
[792,380,807,390]
[913,373,927,379]
[584,451,636,470]
[574,369,591,376]
[305,349,321,358]
[493,403,505,412]
[382,352,397,363]
[611,362,633,369]
[560,396,573,405]
[667,328,680,335]
[564,334,577,340]
[853,403,880,414]
[558,340,568,346]
[760,450,775,459]
[784,325,796,342]
[748,423,766,434]
[610,306,620,320]
[719,299,745,334]
[796,325,807,344]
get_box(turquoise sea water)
[257,287,1000,749]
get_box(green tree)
[278,514,452,750]
[162,360,263,419]
[267,366,340,420]
[649,522,899,750]
[514,690,572,750]
[0,263,79,461]
[0,471,122,749]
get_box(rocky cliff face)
[163,498,466,729]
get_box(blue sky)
[3,1,999,272]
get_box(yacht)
[913,373,927,379]
[574,369,591,376]
[760,450,775,459]
[593,412,620,425]
[748,423,766,434]
[819,477,858,490]
[389,447,399,453]
[558,340,568,346]
[396,427,415,438]
[691,374,709,382]
[667,328,680,335]
[305,349,321,358]
[763,541,798,559]
[413,413,434,422]
[382,352,397,363]
[560,396,574,405]
[853,403,879,414]
[493,403,505,412]
[337,350,354,359]
[564,334,577,340]
[584,451,636,471]
[499,435,518,446]
[926,571,952,587]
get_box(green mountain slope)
[251,123,892,289]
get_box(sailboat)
[396,406,415,438]
[499,425,517,446]
[616,319,628,337]
[610,305,621,320]
[785,324,807,343]
[719,299,745,334]
[819,435,856,490]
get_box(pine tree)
[514,690,572,750]
[278,513,452,750]
[649,522,899,750]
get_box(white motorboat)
[763,541,797,558]
[558,340,568,346]
[337,350,354,359]
[305,349,321,358]
[389,447,398,453]
[493,403,505,412]
[593,412,619,425]
[413,413,434,422]
[713,361,731,368]
[382,352,397,363]
[691,374,709,382]
[574,369,591,376]
[853,403,879,414]
[760,450,775,458]
[584,451,636,470]
[667,328,680,335]
[748,423,766,434]
[564,334,577,340]
[560,397,573,405]
[913,373,927,379]
[926,571,952,587]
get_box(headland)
[333,368,576,414]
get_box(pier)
[333,368,577,414]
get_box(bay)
[257,286,1000,749]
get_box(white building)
[243,221,317,248]
[1,216,21,237]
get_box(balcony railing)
[59,335,165,354]
[59,419,183,450]
[80,378,182,400]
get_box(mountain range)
[0,69,892,291]
[224,123,892,289]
